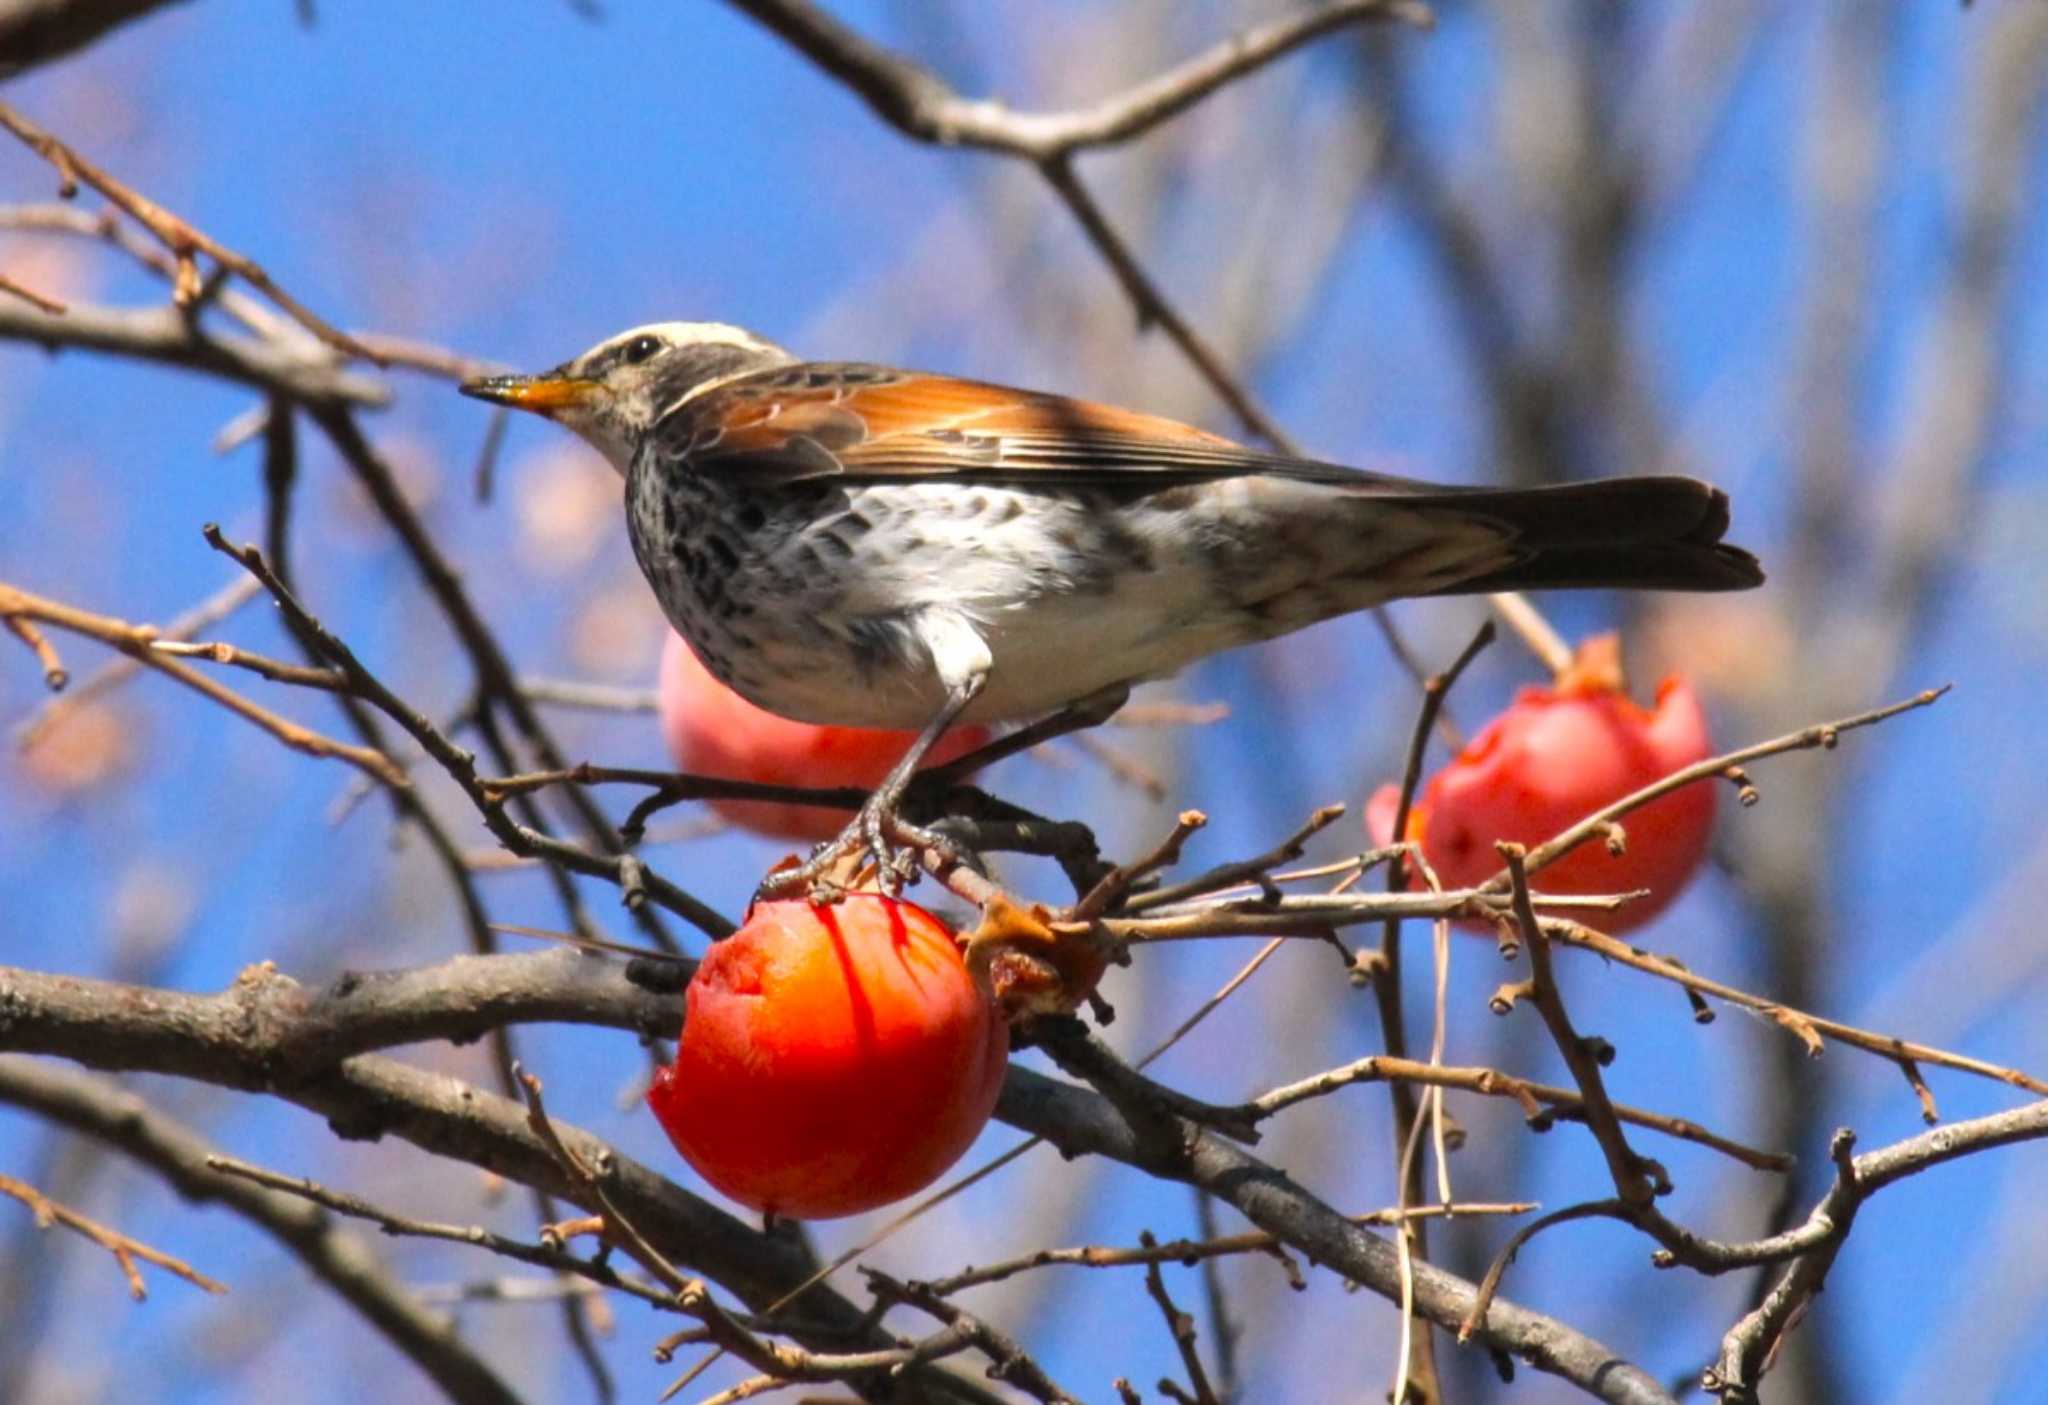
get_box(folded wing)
[661,364,1761,592]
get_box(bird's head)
[460,321,795,473]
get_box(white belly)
[642,473,1488,729]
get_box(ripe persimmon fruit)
[649,894,1008,1219]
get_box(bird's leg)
[758,673,987,900]
[917,682,1131,785]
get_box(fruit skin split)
[649,894,1009,1220]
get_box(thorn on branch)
[1900,1061,1938,1124]
[1488,980,1533,1016]
[3,612,67,689]
[1765,1005,1826,1057]
[1595,821,1627,857]
[1721,765,1760,806]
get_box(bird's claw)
[758,799,971,901]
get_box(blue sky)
[4,3,2047,1402]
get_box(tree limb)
[0,1059,524,1405]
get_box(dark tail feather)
[1413,476,1763,595]
[1441,541,1763,594]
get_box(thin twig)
[202,1154,683,1312]
[514,1064,689,1293]
[0,578,405,786]
[1126,805,1347,913]
[1501,842,1663,1207]
[725,0,1431,162]
[1459,1200,1630,1343]
[1486,591,1574,677]
[1547,920,2048,1104]
[1139,1231,1221,1405]
[920,1204,1534,1297]
[1489,687,1950,893]
[0,1172,227,1299]
[865,1270,1084,1405]
[201,525,732,938]
[13,574,264,750]
[0,101,379,360]
[1070,810,1208,922]
[2,613,67,689]
[1315,621,1490,1405]
[1244,1054,1788,1172]
[0,270,65,314]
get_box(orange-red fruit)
[648,895,1009,1220]
[657,632,991,841]
[1367,673,1716,933]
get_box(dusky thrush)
[463,321,1761,887]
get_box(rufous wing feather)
[676,365,1278,483]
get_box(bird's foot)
[756,798,976,902]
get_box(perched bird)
[463,321,1761,885]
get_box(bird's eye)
[622,335,663,366]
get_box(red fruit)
[657,632,991,841]
[1367,654,1716,933]
[648,895,1009,1220]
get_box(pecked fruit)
[648,894,1008,1219]
[1367,639,1716,933]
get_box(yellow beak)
[459,373,599,415]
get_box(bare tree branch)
[0,577,406,785]
[0,295,387,406]
[0,1059,524,1405]
[0,101,379,360]
[0,948,1674,1402]
[725,0,1430,162]
[0,1169,225,1300]
[1021,1028,1679,1405]
[0,987,986,1404]
[1704,1100,2048,1401]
